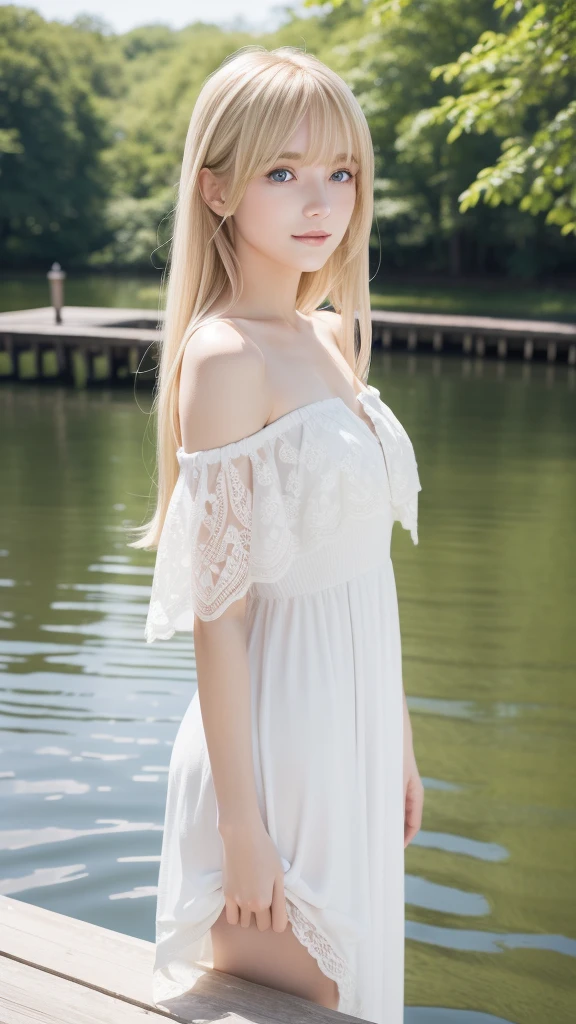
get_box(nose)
[302,184,330,219]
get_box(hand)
[219,818,289,933]
[403,750,424,848]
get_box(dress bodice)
[144,384,421,642]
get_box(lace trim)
[145,406,391,640]
[285,898,361,1017]
[144,394,422,641]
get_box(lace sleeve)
[145,448,278,640]
[143,399,397,643]
[145,434,309,641]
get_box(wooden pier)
[0,894,364,1024]
[371,309,576,363]
[0,304,575,386]
[0,306,161,386]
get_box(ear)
[198,167,226,215]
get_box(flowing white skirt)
[152,552,405,1024]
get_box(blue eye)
[331,169,354,183]
[267,168,295,183]
[266,166,354,183]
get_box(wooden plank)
[371,308,576,340]
[0,895,159,1004]
[0,896,364,1023]
[1,305,575,342]
[0,307,161,328]
[0,325,160,344]
[0,307,161,348]
[0,957,170,1024]
[149,966,366,1024]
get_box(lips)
[291,231,332,246]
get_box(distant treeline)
[0,0,574,280]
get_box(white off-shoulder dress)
[144,383,422,1024]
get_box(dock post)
[523,337,534,360]
[1,334,16,379]
[497,337,507,359]
[111,347,126,379]
[475,336,485,357]
[463,333,473,354]
[86,351,97,384]
[407,329,417,351]
[568,345,576,365]
[432,330,443,352]
[47,263,66,325]
[547,341,557,362]
[382,328,392,349]
[54,343,73,383]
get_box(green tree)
[304,0,573,274]
[0,5,117,266]
[87,22,256,268]
[401,0,576,235]
[305,0,510,274]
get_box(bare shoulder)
[312,308,342,335]
[312,308,344,353]
[179,319,269,453]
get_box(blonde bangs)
[232,67,362,187]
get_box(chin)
[292,252,334,271]
[262,244,335,273]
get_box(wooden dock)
[0,304,575,386]
[0,894,365,1024]
[0,306,161,386]
[371,309,576,363]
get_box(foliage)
[399,0,576,235]
[0,5,120,266]
[305,0,520,273]
[86,186,176,268]
[1,0,573,276]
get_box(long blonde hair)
[128,44,375,552]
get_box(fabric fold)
[357,384,422,544]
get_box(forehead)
[272,106,358,166]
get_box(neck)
[221,222,303,328]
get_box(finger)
[225,898,239,925]
[240,905,252,928]
[271,878,289,932]
[404,821,415,846]
[404,807,422,846]
[255,906,272,931]
[408,791,424,829]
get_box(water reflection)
[0,352,574,1023]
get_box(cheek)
[234,183,293,235]
[334,183,357,219]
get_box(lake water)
[1,351,574,1024]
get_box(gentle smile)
[291,231,332,245]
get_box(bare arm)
[180,323,269,832]
[179,322,288,931]
[402,687,424,848]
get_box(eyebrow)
[277,151,359,164]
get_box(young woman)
[131,45,424,1024]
